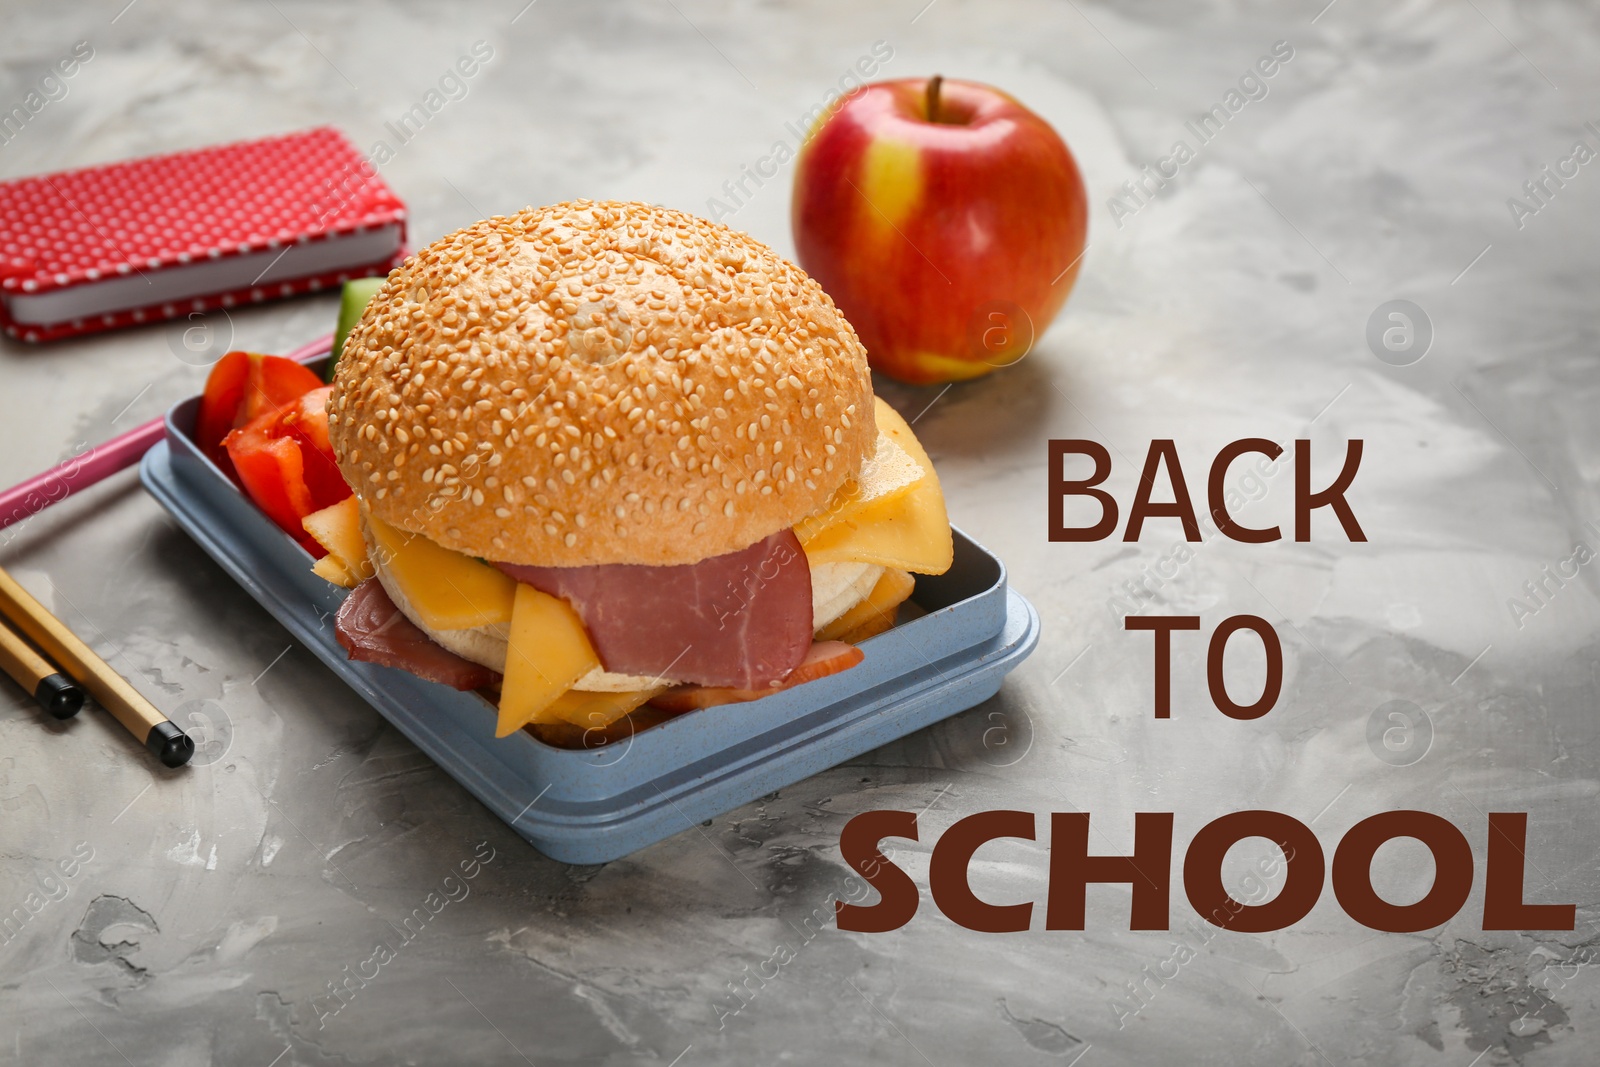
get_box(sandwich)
[302,200,953,743]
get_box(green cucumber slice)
[327,276,386,381]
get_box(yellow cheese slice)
[365,513,516,631]
[543,687,663,731]
[303,496,373,586]
[798,397,954,575]
[793,416,924,544]
[497,583,601,736]
[310,552,357,588]
[816,567,916,643]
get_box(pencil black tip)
[35,674,84,720]
[146,721,194,768]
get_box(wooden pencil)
[0,565,191,766]
[0,617,84,719]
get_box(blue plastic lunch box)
[141,381,1040,863]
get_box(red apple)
[792,76,1087,385]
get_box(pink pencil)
[0,334,333,532]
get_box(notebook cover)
[0,127,406,343]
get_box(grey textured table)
[2,1,1597,1064]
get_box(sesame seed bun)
[328,200,876,567]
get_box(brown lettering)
[930,810,1036,932]
[1184,811,1323,931]
[1125,440,1201,542]
[1206,615,1283,719]
[1049,440,1117,542]
[1126,616,1200,718]
[1046,812,1173,930]
[1208,438,1282,542]
[835,811,920,933]
[1332,811,1472,932]
[1482,812,1575,930]
[1294,439,1366,542]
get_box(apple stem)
[926,74,943,124]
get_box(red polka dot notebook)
[0,127,406,343]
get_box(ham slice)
[496,530,812,689]
[648,641,864,713]
[336,579,500,691]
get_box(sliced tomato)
[648,641,865,713]
[276,386,347,511]
[243,354,324,422]
[195,352,324,468]
[204,353,351,555]
[196,352,251,466]
[224,391,352,556]
[225,412,322,555]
